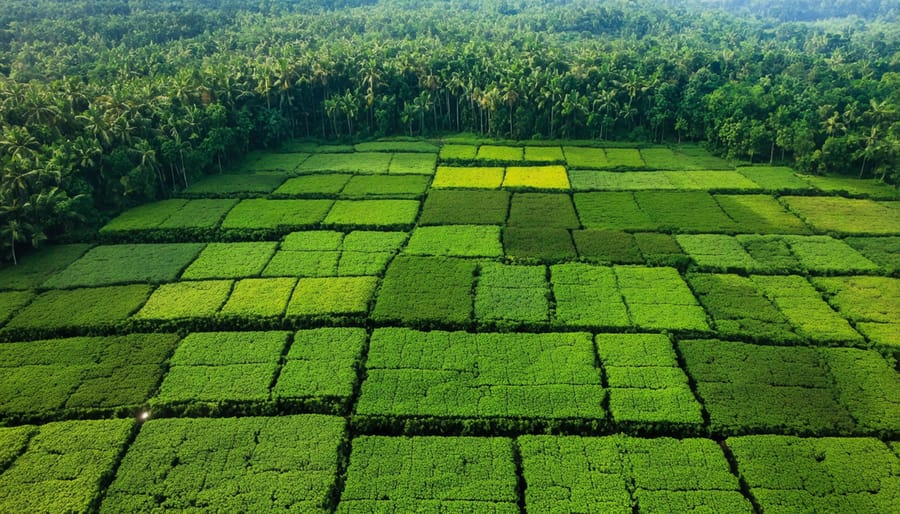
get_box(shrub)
[569,169,674,191]
[355,141,438,153]
[615,266,710,332]
[634,232,690,267]
[675,234,765,272]
[845,236,900,273]
[157,199,240,230]
[550,264,629,328]
[183,173,287,196]
[574,192,656,231]
[736,166,812,191]
[664,170,760,191]
[219,278,297,317]
[715,194,810,234]
[634,191,736,233]
[247,152,308,171]
[523,146,564,162]
[438,144,477,160]
[573,229,643,264]
[0,291,33,325]
[604,148,646,168]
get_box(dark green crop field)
[0,139,897,512]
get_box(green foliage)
[676,234,766,272]
[569,169,674,190]
[323,199,419,228]
[782,235,880,273]
[503,228,577,262]
[634,232,689,267]
[273,328,367,404]
[438,144,477,161]
[0,290,33,325]
[802,175,900,199]
[476,145,523,162]
[183,173,287,196]
[355,141,438,153]
[287,276,377,317]
[358,328,602,419]
[665,170,760,190]
[679,339,855,434]
[814,276,899,347]
[563,147,609,168]
[404,225,503,257]
[574,192,656,231]
[636,191,737,233]
[264,230,405,277]
[101,415,344,512]
[714,194,811,234]
[299,152,392,174]
[551,264,630,328]
[5,284,151,331]
[519,435,750,514]
[687,273,799,342]
[43,243,204,288]
[100,199,239,233]
[135,280,232,320]
[99,199,189,233]
[641,147,732,170]
[0,419,134,513]
[220,278,296,317]
[523,146,564,162]
[373,256,475,326]
[821,348,900,433]
[181,242,278,279]
[737,235,801,272]
[0,334,179,418]
[338,436,518,513]
[418,190,510,225]
[221,199,333,230]
[245,152,309,171]
[338,231,407,275]
[508,193,580,228]
[0,244,91,290]
[728,436,898,513]
[263,250,339,277]
[282,230,344,251]
[737,166,813,191]
[273,174,353,196]
[432,166,504,189]
[475,263,549,325]
[340,175,429,198]
[845,236,900,274]
[573,229,644,264]
[388,152,438,174]
[502,165,570,189]
[615,266,710,331]
[604,148,646,168]
[782,196,900,235]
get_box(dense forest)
[0,0,897,261]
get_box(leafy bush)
[728,435,897,513]
[563,146,608,168]
[101,415,345,512]
[715,194,811,234]
[404,225,503,257]
[573,229,644,264]
[338,436,518,513]
[287,276,377,317]
[0,244,91,290]
[272,174,352,196]
[475,263,549,325]
[340,175,429,198]
[181,242,277,279]
[220,278,296,317]
[679,339,854,435]
[476,144,523,161]
[135,280,232,320]
[503,227,577,262]
[221,199,333,230]
[523,146,564,162]
[0,333,179,419]
[373,256,476,326]
[418,190,510,225]
[358,328,602,419]
[431,166,504,188]
[388,152,437,174]
[298,152,392,174]
[323,199,419,228]
[0,419,134,513]
[508,193,580,228]
[596,333,703,427]
[502,165,570,189]
[781,196,900,235]
[5,285,152,332]
[520,435,751,514]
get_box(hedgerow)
[781,196,900,235]
[181,241,278,279]
[42,243,204,288]
[357,328,603,420]
[0,419,134,513]
[286,276,377,318]
[431,166,504,188]
[502,165,570,189]
[298,152,392,174]
[134,280,232,320]
[523,146,564,162]
[219,278,297,318]
[0,244,91,290]
[100,415,345,512]
[563,146,608,168]
[272,173,352,196]
[418,190,510,225]
[519,435,752,513]
[322,199,419,228]
[503,227,577,262]
[508,193,580,228]
[372,256,476,326]
[221,199,333,230]
[551,264,630,328]
[714,194,811,234]
[0,333,179,420]
[679,339,854,435]
[476,144,523,162]
[727,436,898,512]
[4,285,152,333]
[475,263,549,325]
[337,436,518,513]
[183,173,287,196]
[596,333,703,428]
[404,225,502,257]
[573,229,644,264]
[340,175,429,198]
[387,152,438,174]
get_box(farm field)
[0,138,897,512]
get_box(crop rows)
[0,140,897,512]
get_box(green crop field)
[1,138,898,513]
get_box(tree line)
[0,0,897,262]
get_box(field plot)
[338,436,518,513]
[4,138,900,512]
[101,415,344,512]
[520,435,752,513]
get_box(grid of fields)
[0,139,897,512]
